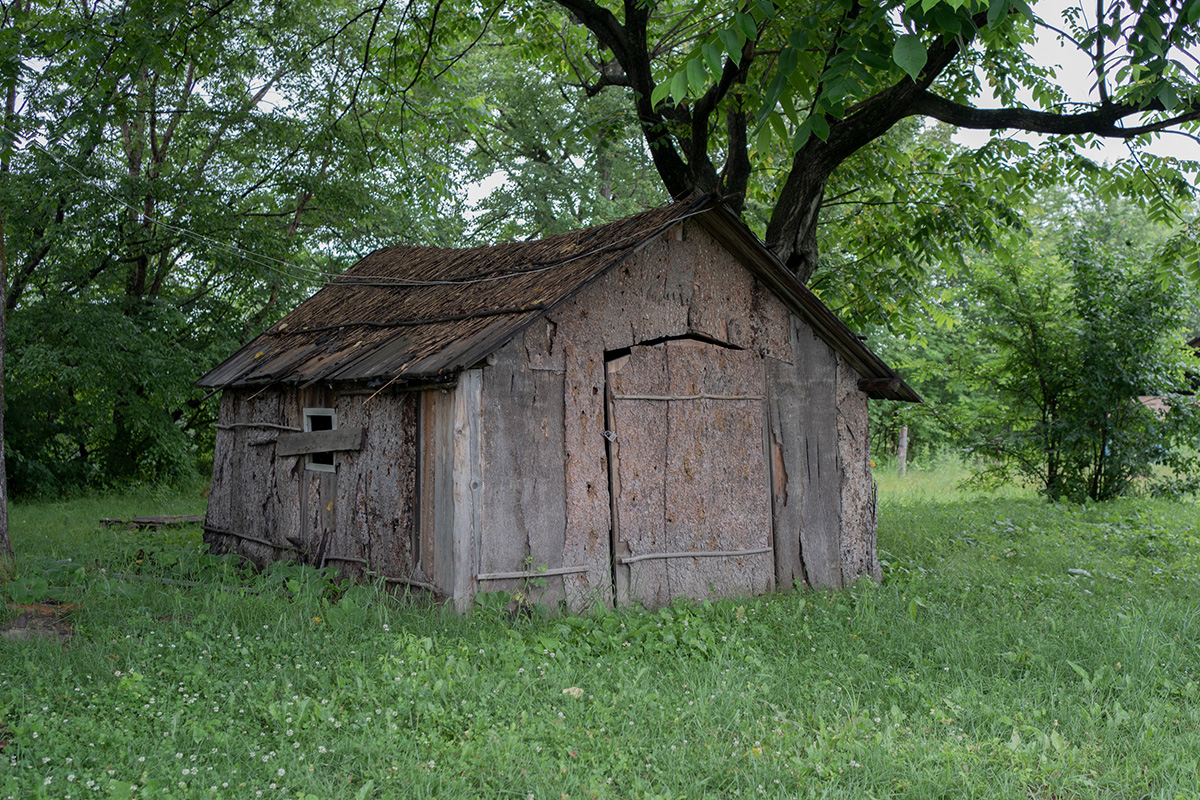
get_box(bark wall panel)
[450,370,484,612]
[478,339,570,607]
[608,341,771,607]
[766,320,843,589]
[422,388,458,596]
[334,391,419,583]
[607,348,671,607]
[280,396,303,557]
[764,356,802,590]
[836,354,880,583]
[546,220,795,610]
[204,393,238,544]
[204,389,288,565]
[559,334,616,610]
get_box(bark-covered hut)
[197,194,919,612]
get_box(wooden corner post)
[450,369,484,613]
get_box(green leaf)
[755,0,776,19]
[650,80,673,108]
[719,28,744,65]
[778,45,798,78]
[986,0,1011,26]
[670,69,689,103]
[933,5,963,34]
[686,58,708,96]
[1157,81,1179,111]
[702,42,725,75]
[756,124,774,154]
[893,34,928,80]
[1009,0,1034,19]
[810,112,830,142]
[735,12,758,41]
[792,118,813,152]
[768,111,788,142]
[753,72,789,128]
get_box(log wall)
[204,385,421,588]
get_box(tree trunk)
[764,157,829,283]
[0,6,15,571]
[0,210,11,572]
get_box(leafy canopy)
[504,0,1200,284]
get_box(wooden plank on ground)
[101,515,205,529]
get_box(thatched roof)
[197,194,919,402]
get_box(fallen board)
[100,515,206,529]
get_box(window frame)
[302,407,337,473]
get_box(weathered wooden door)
[605,339,774,607]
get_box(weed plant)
[2,481,1199,798]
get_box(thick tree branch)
[910,92,1200,138]
[556,0,692,197]
[765,10,990,281]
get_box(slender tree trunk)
[0,210,11,573]
[0,5,15,572]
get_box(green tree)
[506,0,1200,284]
[453,51,667,241]
[965,230,1200,500]
[0,0,476,494]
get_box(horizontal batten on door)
[618,546,773,565]
[476,565,590,581]
[612,394,764,401]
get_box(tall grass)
[2,478,1199,798]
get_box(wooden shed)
[196,194,919,612]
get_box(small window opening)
[304,408,336,472]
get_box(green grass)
[3,476,1200,799]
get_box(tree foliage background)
[871,194,1200,500]
[0,0,477,495]
[1,0,1199,507]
